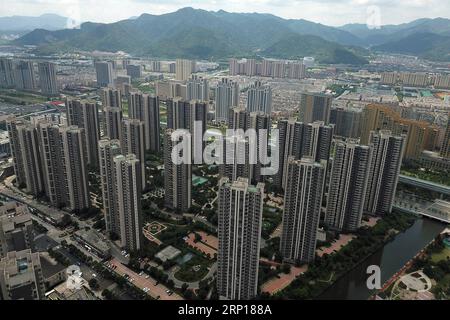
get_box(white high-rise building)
[217,177,264,300]
[128,92,161,152]
[325,141,372,232]
[275,119,333,190]
[66,99,101,167]
[15,122,45,196]
[163,129,191,213]
[280,157,326,264]
[215,78,239,123]
[113,154,143,251]
[365,130,405,215]
[246,81,272,115]
[121,119,146,190]
[99,139,122,237]
[60,126,91,212]
[186,75,209,101]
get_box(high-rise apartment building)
[228,107,249,130]
[38,62,58,95]
[121,119,146,190]
[7,117,45,196]
[325,141,371,232]
[99,139,122,238]
[299,92,332,125]
[113,154,143,251]
[16,123,45,195]
[381,72,429,87]
[287,62,306,79]
[175,59,195,81]
[275,119,333,189]
[103,107,123,140]
[246,81,272,115]
[163,129,191,213]
[66,99,101,167]
[225,109,271,183]
[186,75,209,101]
[14,60,36,91]
[230,59,305,80]
[37,123,90,212]
[7,118,29,189]
[102,88,122,109]
[126,64,142,79]
[280,157,326,264]
[95,61,114,87]
[440,115,450,159]
[128,92,161,152]
[0,58,15,87]
[217,177,264,300]
[166,98,207,160]
[219,135,252,182]
[60,126,91,212]
[361,104,437,159]
[38,122,68,209]
[330,107,362,139]
[365,130,405,215]
[215,78,239,123]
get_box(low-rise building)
[73,229,110,259]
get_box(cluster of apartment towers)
[0,58,58,95]
[6,79,405,300]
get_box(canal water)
[318,218,447,300]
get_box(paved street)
[108,259,183,300]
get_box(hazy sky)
[0,0,448,27]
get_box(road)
[398,174,450,196]
[108,259,183,300]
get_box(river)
[318,217,447,300]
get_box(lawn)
[0,89,48,104]
[174,255,211,282]
[431,247,450,263]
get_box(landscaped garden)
[174,254,212,282]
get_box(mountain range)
[6,8,450,63]
[0,14,69,31]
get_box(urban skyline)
[0,3,449,305]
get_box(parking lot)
[107,259,183,300]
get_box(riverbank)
[375,228,450,300]
[319,217,446,300]
[274,211,418,300]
